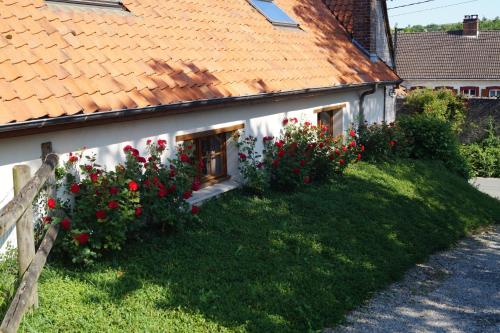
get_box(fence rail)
[0,153,59,333]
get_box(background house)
[395,15,500,98]
[0,0,399,251]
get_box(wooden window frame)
[315,103,345,136]
[460,86,479,97]
[175,123,244,185]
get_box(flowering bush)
[262,118,363,190]
[54,140,201,264]
[357,121,410,161]
[234,133,269,194]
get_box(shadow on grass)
[27,161,500,333]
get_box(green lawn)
[8,160,500,332]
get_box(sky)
[387,0,500,28]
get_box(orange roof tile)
[0,0,399,125]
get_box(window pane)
[249,0,298,26]
[332,110,343,137]
[318,111,332,133]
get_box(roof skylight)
[248,0,299,27]
[46,0,125,10]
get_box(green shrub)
[398,114,470,178]
[460,121,500,177]
[357,121,410,160]
[0,247,17,317]
[405,88,467,133]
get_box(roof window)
[248,0,299,27]
[46,0,126,10]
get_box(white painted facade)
[0,86,394,252]
[402,79,500,98]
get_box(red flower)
[291,117,298,123]
[180,153,190,163]
[319,142,325,148]
[278,150,285,158]
[339,159,345,165]
[123,145,133,152]
[84,164,93,171]
[74,233,90,246]
[68,155,78,163]
[335,148,341,156]
[169,169,176,178]
[361,145,365,152]
[192,180,201,191]
[169,184,177,192]
[70,183,80,194]
[342,145,347,152]
[128,180,139,192]
[191,205,200,215]
[275,140,284,148]
[109,186,119,195]
[147,139,152,144]
[257,162,264,169]
[158,189,167,198]
[389,140,397,147]
[263,136,274,142]
[300,160,306,167]
[158,139,167,146]
[182,191,192,200]
[136,156,147,163]
[47,197,56,209]
[131,148,139,157]
[304,121,311,126]
[357,154,362,160]
[303,176,311,184]
[60,217,71,231]
[238,153,247,161]
[108,200,119,209]
[349,129,356,137]
[135,207,142,217]
[293,167,300,175]
[96,210,107,220]
[282,118,289,126]
[90,173,98,183]
[43,216,52,225]
[272,159,280,167]
[349,141,356,148]
[329,154,335,161]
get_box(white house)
[395,15,500,98]
[0,0,400,250]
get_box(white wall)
[403,79,500,96]
[0,86,390,251]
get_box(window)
[176,124,244,184]
[460,87,479,97]
[248,0,299,27]
[46,0,125,10]
[489,89,500,98]
[316,105,344,137]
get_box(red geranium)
[191,205,200,215]
[108,200,119,209]
[96,210,107,220]
[182,191,192,200]
[74,233,90,246]
[109,186,119,195]
[128,180,139,192]
[47,197,56,209]
[60,217,71,231]
[70,183,80,193]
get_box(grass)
[3,160,499,332]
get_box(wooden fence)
[0,153,59,333]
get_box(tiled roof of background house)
[395,30,500,80]
[0,0,398,125]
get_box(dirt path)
[328,226,500,333]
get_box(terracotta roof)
[0,0,398,125]
[396,30,500,80]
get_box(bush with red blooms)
[234,132,269,194]
[357,121,409,161]
[259,118,364,190]
[53,140,201,265]
[138,140,199,231]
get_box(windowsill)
[187,179,241,206]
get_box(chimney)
[324,0,379,62]
[463,15,479,37]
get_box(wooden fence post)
[12,165,38,309]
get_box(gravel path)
[327,226,500,333]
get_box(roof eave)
[0,80,401,138]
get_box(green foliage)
[398,114,470,178]
[401,17,500,32]
[261,118,362,191]
[460,119,500,177]
[357,121,410,160]
[234,133,269,194]
[19,160,500,332]
[404,88,467,133]
[0,247,18,318]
